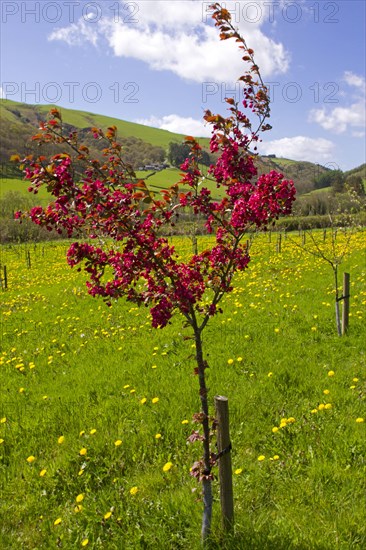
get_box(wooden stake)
[3,266,7,290]
[277,234,282,253]
[214,395,234,533]
[342,272,350,335]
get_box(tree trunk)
[194,326,213,544]
[335,300,341,336]
[334,266,342,336]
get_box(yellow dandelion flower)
[258,455,265,461]
[130,486,138,495]
[0,417,7,424]
[272,455,280,461]
[151,365,157,369]
[287,417,295,423]
[268,372,273,377]
[39,469,47,477]
[227,359,234,365]
[352,378,359,382]
[89,429,97,435]
[311,326,317,332]
[140,397,147,404]
[237,357,243,362]
[19,387,25,393]
[76,494,84,503]
[123,384,130,389]
[130,389,136,394]
[58,435,65,444]
[350,385,356,389]
[26,455,36,463]
[311,409,318,414]
[163,461,173,472]
[81,539,89,547]
[114,439,122,446]
[181,420,189,425]
[79,430,85,437]
[0,438,4,444]
[328,370,335,377]
[155,433,162,439]
[79,448,87,456]
[323,389,330,395]
[104,511,112,520]
[356,418,364,423]
[324,403,332,410]
[272,427,279,433]
[234,468,243,475]
[78,469,84,476]
[53,518,62,526]
[74,504,83,513]
[318,404,325,411]
[274,328,280,333]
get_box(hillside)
[0,99,342,196]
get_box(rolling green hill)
[0,98,357,199]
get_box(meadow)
[0,231,365,549]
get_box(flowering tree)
[16,4,295,541]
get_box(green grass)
[1,177,48,197]
[0,232,365,549]
[1,171,223,202]
[137,168,223,200]
[270,158,297,167]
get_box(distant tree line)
[167,142,213,168]
[314,169,365,196]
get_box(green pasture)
[1,170,223,204]
[1,178,50,200]
[0,232,365,549]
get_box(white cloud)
[309,100,365,135]
[309,70,365,135]
[48,19,99,47]
[48,1,290,82]
[135,114,212,137]
[258,136,335,163]
[352,130,365,138]
[343,71,365,89]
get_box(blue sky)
[1,0,365,170]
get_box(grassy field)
[1,170,223,203]
[1,232,365,549]
[1,178,51,201]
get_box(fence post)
[276,234,282,253]
[3,266,8,290]
[214,395,234,533]
[342,272,350,335]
